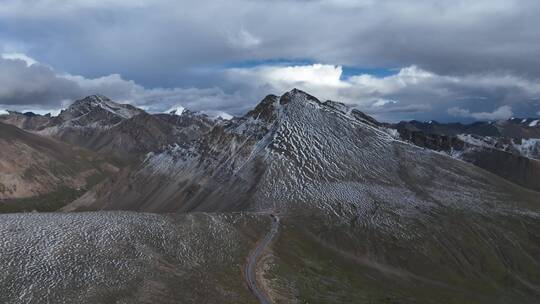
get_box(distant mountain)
[396,118,540,138]
[0,95,215,159]
[0,122,118,212]
[0,110,53,130]
[392,119,540,191]
[58,94,143,121]
[153,109,216,143]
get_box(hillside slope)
[0,95,215,159]
[395,123,540,191]
[0,122,118,212]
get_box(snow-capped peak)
[167,105,185,115]
[65,95,142,120]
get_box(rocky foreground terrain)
[1,90,539,303]
[0,212,268,303]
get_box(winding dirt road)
[245,214,280,304]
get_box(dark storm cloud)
[3,0,540,81]
[0,0,540,121]
[0,57,80,107]
[0,55,251,115]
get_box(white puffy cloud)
[166,105,185,115]
[227,28,261,49]
[0,55,240,116]
[1,0,540,122]
[230,64,345,87]
[1,53,38,66]
[224,63,540,121]
[448,105,514,121]
[1,54,539,122]
[225,64,441,106]
[372,99,397,107]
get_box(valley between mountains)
[1,89,539,303]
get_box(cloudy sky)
[1,0,540,122]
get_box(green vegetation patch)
[0,187,85,213]
[268,215,540,304]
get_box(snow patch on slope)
[85,95,140,119]
[127,89,526,227]
[513,138,540,160]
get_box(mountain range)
[1,90,539,303]
[392,119,540,191]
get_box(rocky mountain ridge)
[64,89,538,215]
[395,118,540,138]
[392,119,540,191]
[3,91,539,195]
[2,90,540,302]
[0,95,215,158]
